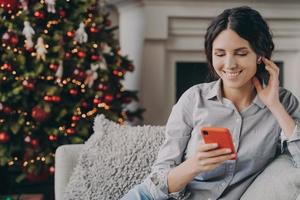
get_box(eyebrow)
[214,47,249,51]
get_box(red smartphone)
[200,127,236,160]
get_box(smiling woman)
[121,6,300,200]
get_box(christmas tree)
[0,0,143,183]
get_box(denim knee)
[121,182,153,200]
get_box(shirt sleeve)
[144,87,196,199]
[279,89,300,167]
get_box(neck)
[222,81,256,111]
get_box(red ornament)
[44,95,61,103]
[113,69,124,77]
[49,63,58,71]
[3,106,12,114]
[73,68,86,79]
[90,26,99,33]
[2,31,19,47]
[30,138,39,148]
[49,135,57,141]
[93,98,101,105]
[65,52,71,59]
[0,131,10,143]
[81,101,88,108]
[26,169,49,182]
[22,80,34,90]
[1,63,12,72]
[59,9,66,18]
[66,31,74,38]
[34,11,44,19]
[0,0,18,11]
[66,128,75,135]
[52,96,61,102]
[77,51,86,58]
[10,35,18,45]
[31,106,50,122]
[71,115,80,121]
[91,54,100,61]
[49,166,55,174]
[69,89,78,96]
[97,83,108,91]
[104,94,114,103]
[43,95,51,102]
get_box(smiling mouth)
[222,70,243,79]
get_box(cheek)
[212,57,223,70]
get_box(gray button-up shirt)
[144,79,300,200]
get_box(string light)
[118,118,124,124]
[87,108,97,116]
[59,126,65,131]
[8,161,14,166]
[23,161,28,167]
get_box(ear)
[257,56,262,64]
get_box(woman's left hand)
[252,57,280,108]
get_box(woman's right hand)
[188,142,236,175]
[168,142,236,193]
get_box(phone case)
[200,127,236,159]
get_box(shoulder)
[180,81,218,99]
[279,87,299,110]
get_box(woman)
[121,6,300,200]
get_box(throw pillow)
[63,114,165,200]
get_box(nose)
[224,55,237,70]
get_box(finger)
[265,64,279,76]
[200,153,236,166]
[198,143,218,152]
[198,148,232,159]
[252,76,263,92]
[264,65,279,86]
[200,163,220,172]
[262,58,280,73]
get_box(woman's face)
[212,28,258,90]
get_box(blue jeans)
[121,182,153,200]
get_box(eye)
[236,52,248,56]
[214,53,225,57]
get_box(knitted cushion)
[63,114,165,200]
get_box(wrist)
[266,101,282,111]
[268,102,286,117]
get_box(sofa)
[55,115,300,200]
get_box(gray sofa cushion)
[241,154,300,200]
[63,114,165,200]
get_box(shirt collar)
[205,79,222,101]
[252,95,266,108]
[205,79,266,109]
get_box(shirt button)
[236,118,240,122]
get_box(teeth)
[223,71,241,79]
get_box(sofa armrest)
[55,144,84,200]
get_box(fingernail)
[212,143,218,147]
[226,149,231,153]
